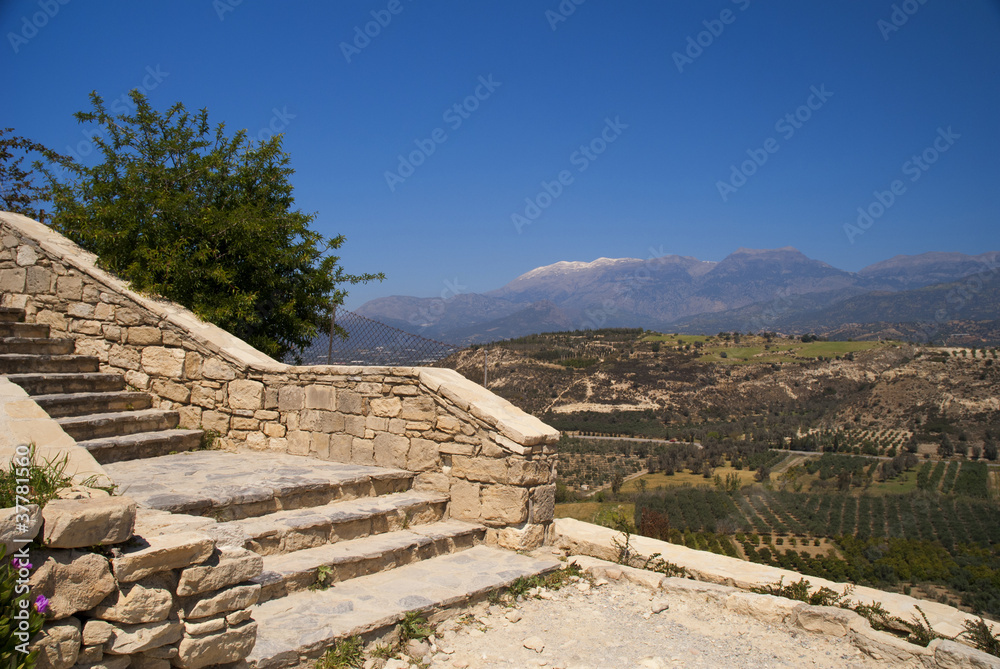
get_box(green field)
[699,339,888,364]
[641,333,709,344]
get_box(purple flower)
[34,595,49,614]
[11,558,32,570]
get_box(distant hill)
[356,248,1000,344]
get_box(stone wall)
[0,212,558,548]
[19,491,262,669]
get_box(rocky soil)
[368,568,892,669]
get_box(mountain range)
[356,249,1000,344]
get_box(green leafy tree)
[43,91,382,361]
[0,127,60,222]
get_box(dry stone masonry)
[0,212,559,549]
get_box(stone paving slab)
[104,451,414,519]
[248,545,561,669]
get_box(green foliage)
[0,127,60,223]
[310,565,334,591]
[43,91,383,362]
[397,612,432,643]
[315,635,364,669]
[1,545,45,669]
[963,617,1000,657]
[0,445,105,509]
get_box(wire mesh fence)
[291,308,461,367]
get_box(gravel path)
[412,574,893,669]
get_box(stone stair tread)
[248,546,562,669]
[32,390,150,403]
[102,451,414,518]
[0,353,99,372]
[78,429,204,463]
[215,490,449,543]
[2,372,124,394]
[0,335,74,344]
[32,390,152,417]
[252,520,486,599]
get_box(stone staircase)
[0,306,203,463]
[0,305,561,669]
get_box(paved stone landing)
[103,451,413,519]
[248,545,562,669]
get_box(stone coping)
[0,376,109,486]
[0,211,558,449]
[554,517,996,640]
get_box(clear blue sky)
[3,1,998,309]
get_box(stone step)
[248,545,562,669]
[79,429,204,464]
[0,336,74,355]
[102,451,415,521]
[57,408,180,441]
[209,490,451,556]
[2,372,125,395]
[0,322,49,338]
[32,390,152,418]
[0,353,99,374]
[0,307,25,322]
[253,520,486,603]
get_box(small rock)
[440,647,455,655]
[523,636,545,653]
[575,582,591,593]
[651,598,670,614]
[604,568,622,580]
[538,590,553,599]
[452,660,470,669]
[594,578,609,587]
[362,659,381,669]
[383,659,408,669]
[506,610,523,623]
[405,638,430,658]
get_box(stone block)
[152,380,191,403]
[104,618,183,655]
[183,351,203,379]
[1,503,41,552]
[112,532,215,583]
[351,438,374,465]
[55,274,83,300]
[32,617,80,669]
[173,621,257,669]
[277,385,305,410]
[0,266,26,292]
[179,583,260,619]
[36,309,67,332]
[345,414,366,438]
[300,409,344,432]
[407,437,440,471]
[491,523,545,551]
[95,302,115,320]
[68,301,95,318]
[933,638,1000,668]
[92,573,175,624]
[373,432,409,469]
[25,265,53,293]
[30,551,116,620]
[82,620,114,646]
[141,347,185,378]
[725,592,799,624]
[114,308,143,326]
[201,357,236,381]
[436,415,462,433]
[480,485,529,525]
[227,379,264,410]
[16,244,38,266]
[42,496,136,548]
[77,644,103,664]
[309,432,329,458]
[369,397,402,417]
[449,480,481,521]
[451,456,507,484]
[176,546,264,597]
[413,471,450,494]
[400,396,436,421]
[529,485,556,524]
[329,434,353,461]
[286,430,310,455]
[200,410,229,433]
[127,326,162,346]
[791,604,860,637]
[189,386,215,408]
[337,389,363,414]
[305,385,335,409]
